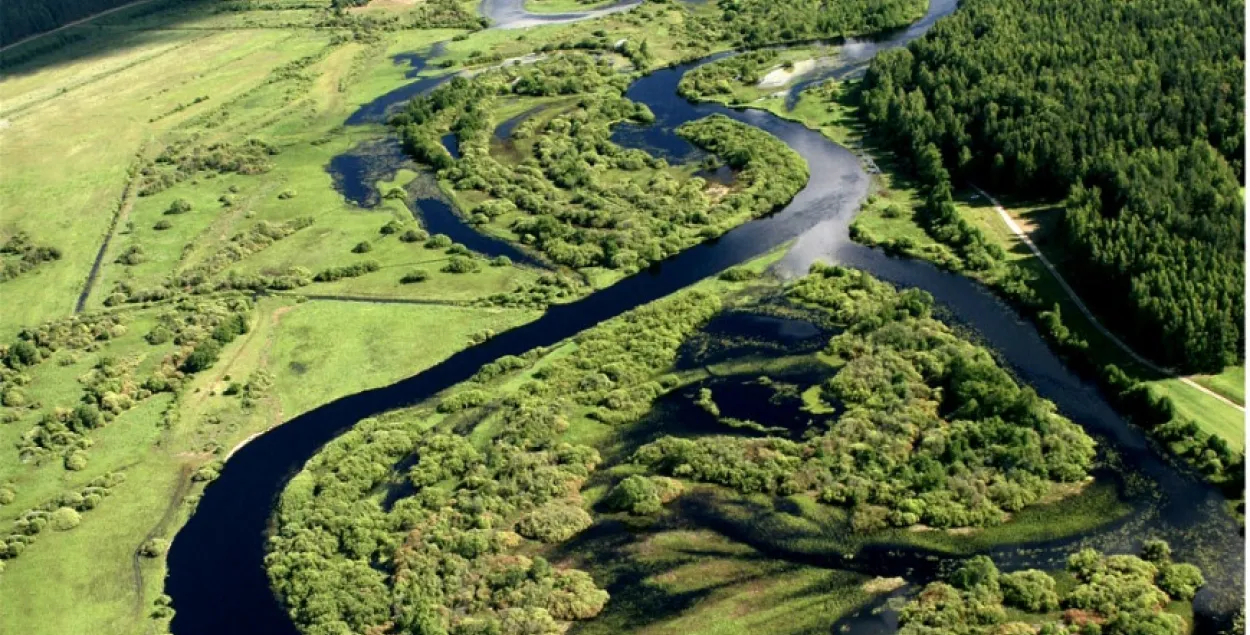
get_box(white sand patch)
[757,59,816,88]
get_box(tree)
[1001,570,1059,612]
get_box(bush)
[425,234,453,249]
[400,270,429,284]
[140,538,171,557]
[165,198,193,215]
[515,503,594,543]
[64,451,88,471]
[182,340,223,373]
[153,219,173,231]
[1001,569,1059,612]
[442,256,480,274]
[314,261,381,282]
[2,388,26,407]
[605,475,681,515]
[49,507,81,531]
[0,487,14,505]
[1157,563,1205,600]
[718,267,757,281]
[400,229,430,243]
[490,255,512,267]
[351,241,373,254]
[380,220,405,235]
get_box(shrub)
[400,270,429,284]
[718,267,757,281]
[380,220,405,235]
[314,261,381,282]
[605,475,681,515]
[425,234,453,249]
[515,503,594,543]
[182,340,223,373]
[64,451,88,471]
[146,326,172,345]
[442,256,480,274]
[400,229,430,243]
[490,255,512,267]
[351,241,373,254]
[1157,563,1205,600]
[49,507,81,531]
[278,190,297,199]
[1001,570,1059,612]
[165,198,193,215]
[0,487,14,505]
[2,388,26,407]
[140,538,171,557]
[153,219,173,231]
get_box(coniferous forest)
[860,0,1245,371]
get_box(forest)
[859,0,1245,371]
[265,265,1106,633]
[899,542,1204,635]
[394,53,808,274]
[0,0,175,46]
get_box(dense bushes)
[900,543,1203,634]
[707,0,926,47]
[0,232,62,282]
[634,265,1096,529]
[266,290,725,634]
[313,260,380,282]
[395,53,807,274]
[860,0,1245,371]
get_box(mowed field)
[0,2,553,634]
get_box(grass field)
[0,4,559,633]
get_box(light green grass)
[266,300,541,416]
[1188,366,1245,406]
[1152,379,1244,452]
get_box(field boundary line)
[972,184,1244,414]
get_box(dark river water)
[165,0,1243,633]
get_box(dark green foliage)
[141,139,278,196]
[395,55,806,273]
[634,265,1095,529]
[399,269,428,284]
[153,219,173,231]
[515,502,594,543]
[115,245,146,266]
[1,0,169,46]
[1000,570,1059,612]
[351,241,372,254]
[900,543,1201,634]
[441,255,480,274]
[677,50,779,100]
[181,340,222,373]
[399,228,429,243]
[717,267,757,282]
[423,233,452,249]
[1,232,62,282]
[708,0,926,47]
[314,260,381,282]
[266,290,723,634]
[604,475,682,515]
[379,220,404,235]
[165,198,193,215]
[861,0,1245,371]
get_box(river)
[165,0,1243,633]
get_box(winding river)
[165,1,1243,633]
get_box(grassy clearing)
[568,528,878,635]
[1188,366,1245,406]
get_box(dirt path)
[0,0,159,54]
[972,184,1244,414]
[130,464,193,620]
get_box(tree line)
[860,0,1244,371]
